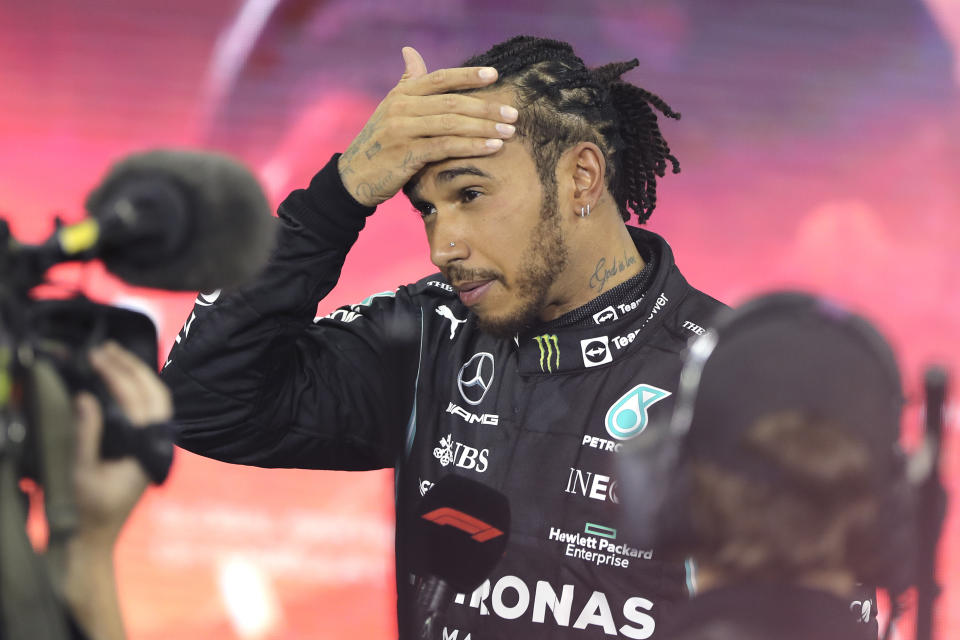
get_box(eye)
[460,188,483,204]
[412,202,437,218]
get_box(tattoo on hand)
[343,113,383,162]
[589,252,638,292]
[400,150,425,172]
[365,141,382,160]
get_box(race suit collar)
[517,227,689,375]
[536,239,657,332]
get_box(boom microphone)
[411,475,510,639]
[61,149,276,291]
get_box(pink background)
[1,1,957,637]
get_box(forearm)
[164,155,418,468]
[163,155,373,406]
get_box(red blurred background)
[1,1,957,638]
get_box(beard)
[472,188,569,338]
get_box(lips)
[456,280,494,306]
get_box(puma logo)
[437,305,467,340]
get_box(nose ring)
[449,242,456,247]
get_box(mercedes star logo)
[457,352,495,406]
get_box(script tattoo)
[365,141,382,160]
[589,252,638,292]
[342,112,383,162]
[355,171,395,205]
[400,150,428,172]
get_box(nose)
[428,211,470,268]
[431,239,469,268]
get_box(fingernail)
[478,67,497,81]
[500,105,519,121]
[496,123,515,137]
[485,139,503,150]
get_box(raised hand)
[338,46,518,207]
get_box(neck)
[539,207,643,322]
[693,562,859,599]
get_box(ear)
[560,142,606,216]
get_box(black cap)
[675,292,904,484]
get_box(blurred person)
[61,342,172,640]
[621,292,912,640]
[164,34,819,638]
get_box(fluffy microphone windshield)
[84,150,276,292]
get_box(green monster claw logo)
[533,334,560,372]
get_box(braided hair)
[463,36,680,224]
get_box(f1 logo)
[422,507,504,542]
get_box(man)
[63,343,174,640]
[1,342,173,640]
[163,36,723,638]
[620,293,909,639]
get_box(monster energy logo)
[534,334,560,372]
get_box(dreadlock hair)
[462,35,681,224]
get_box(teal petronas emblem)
[605,384,671,440]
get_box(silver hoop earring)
[579,204,591,218]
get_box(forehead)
[406,87,535,200]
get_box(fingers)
[401,65,500,97]
[393,93,518,123]
[89,342,173,426]
[401,46,428,80]
[73,392,104,471]
[398,113,515,142]
[408,136,506,165]
[338,47,516,206]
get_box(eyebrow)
[404,165,493,201]
[435,166,491,184]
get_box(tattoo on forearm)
[365,141,382,159]
[589,252,638,292]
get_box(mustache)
[443,265,503,287]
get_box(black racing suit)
[162,156,725,639]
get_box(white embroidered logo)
[434,435,455,467]
[437,305,468,339]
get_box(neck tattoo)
[589,250,639,293]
